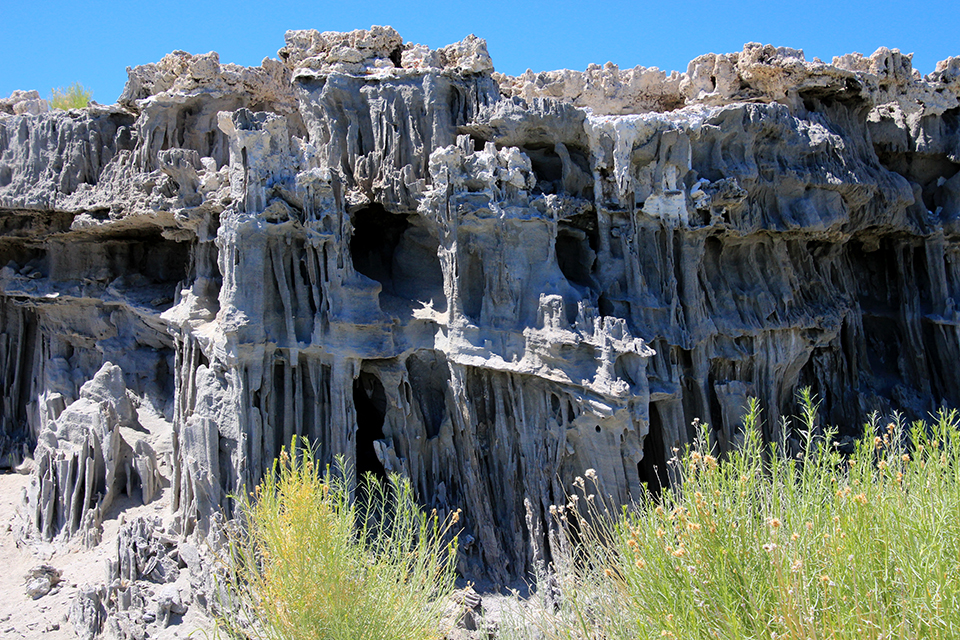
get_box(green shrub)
[220,439,461,640]
[506,393,960,640]
[49,83,92,110]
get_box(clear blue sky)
[1,0,956,105]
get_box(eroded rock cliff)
[2,28,959,592]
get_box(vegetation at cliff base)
[219,440,461,640]
[219,396,960,640]
[48,83,92,110]
[501,393,960,640]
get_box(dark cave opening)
[353,371,387,481]
[522,145,563,194]
[556,226,596,288]
[557,212,600,318]
[875,149,960,213]
[405,351,449,439]
[47,230,191,287]
[0,304,38,461]
[638,402,668,499]
[389,47,403,69]
[597,293,615,317]
[460,246,485,322]
[520,143,592,197]
[350,205,445,309]
[351,204,410,286]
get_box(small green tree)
[49,83,92,110]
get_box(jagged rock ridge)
[0,27,959,593]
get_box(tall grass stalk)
[508,394,960,640]
[220,439,460,640]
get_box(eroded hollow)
[405,351,449,439]
[876,150,960,212]
[520,143,593,197]
[48,230,191,286]
[353,371,387,481]
[0,303,38,462]
[556,223,598,289]
[351,204,409,285]
[638,402,669,498]
[350,205,445,310]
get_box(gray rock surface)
[24,563,62,599]
[1,27,959,606]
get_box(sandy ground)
[0,400,524,639]
[0,469,215,640]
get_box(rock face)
[1,28,959,585]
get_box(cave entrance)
[556,228,595,288]
[353,371,387,481]
[521,143,592,197]
[522,144,563,194]
[405,351,449,439]
[556,213,599,290]
[638,402,669,499]
[350,204,410,287]
[350,204,445,309]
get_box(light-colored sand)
[0,468,215,639]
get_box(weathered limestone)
[1,29,959,596]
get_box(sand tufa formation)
[0,25,959,636]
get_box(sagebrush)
[49,83,92,110]
[219,439,461,640]
[502,392,960,640]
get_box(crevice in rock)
[638,401,668,499]
[388,46,403,69]
[460,244,485,323]
[48,230,190,287]
[0,302,38,463]
[520,143,592,197]
[405,351,449,440]
[557,212,599,290]
[353,370,387,481]
[523,144,563,194]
